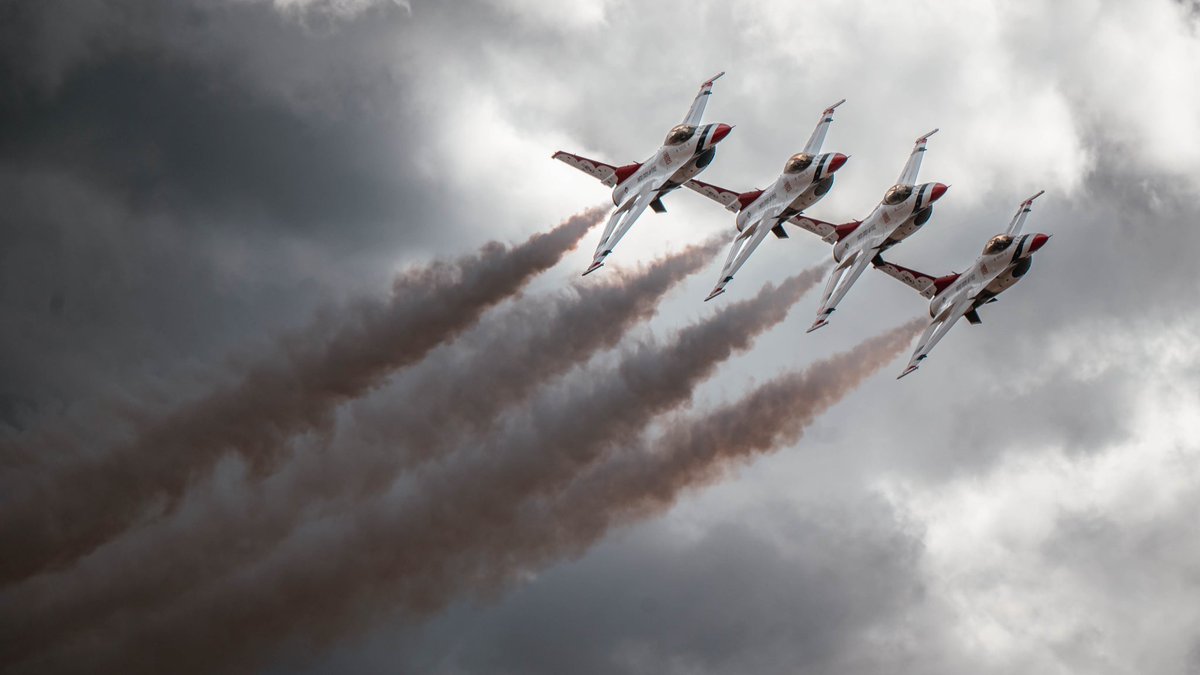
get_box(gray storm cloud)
[0,237,724,666]
[0,208,603,586]
[12,267,826,674]
[7,1,1200,673]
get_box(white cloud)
[879,363,1200,673]
[482,0,609,30]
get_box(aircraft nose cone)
[826,153,849,173]
[710,123,734,144]
[1028,233,1051,252]
[928,182,949,202]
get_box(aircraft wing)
[552,151,621,187]
[586,184,659,274]
[1005,189,1045,236]
[684,179,743,212]
[682,71,725,127]
[706,210,779,301]
[898,295,971,378]
[808,249,873,332]
[871,255,954,300]
[786,214,840,241]
[897,128,938,186]
[802,98,846,155]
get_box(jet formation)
[554,73,1051,378]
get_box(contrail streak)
[0,208,604,586]
[512,319,925,563]
[0,238,723,666]
[330,234,726,486]
[16,267,825,675]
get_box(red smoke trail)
[0,237,724,666]
[510,319,925,568]
[13,268,826,675]
[0,208,604,586]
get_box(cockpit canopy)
[983,234,1014,255]
[784,153,814,174]
[883,184,913,205]
[665,124,697,146]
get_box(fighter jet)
[791,129,949,332]
[553,72,734,275]
[682,99,850,301]
[873,191,1051,379]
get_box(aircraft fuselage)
[612,123,730,206]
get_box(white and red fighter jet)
[873,191,1051,379]
[553,72,734,275]
[792,129,949,332]
[682,99,850,301]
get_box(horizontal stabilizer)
[965,309,982,325]
[833,221,861,242]
[771,224,788,239]
[553,151,622,187]
[786,214,840,242]
[649,198,667,214]
[871,254,955,299]
[684,179,745,212]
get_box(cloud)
[0,209,600,586]
[4,0,1200,673]
[327,497,927,675]
[878,375,1200,674]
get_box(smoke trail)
[333,234,726,482]
[15,268,825,675]
[517,319,925,557]
[0,238,723,666]
[0,208,604,586]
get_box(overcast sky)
[3,0,1200,673]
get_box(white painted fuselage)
[611,124,732,208]
[807,129,948,332]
